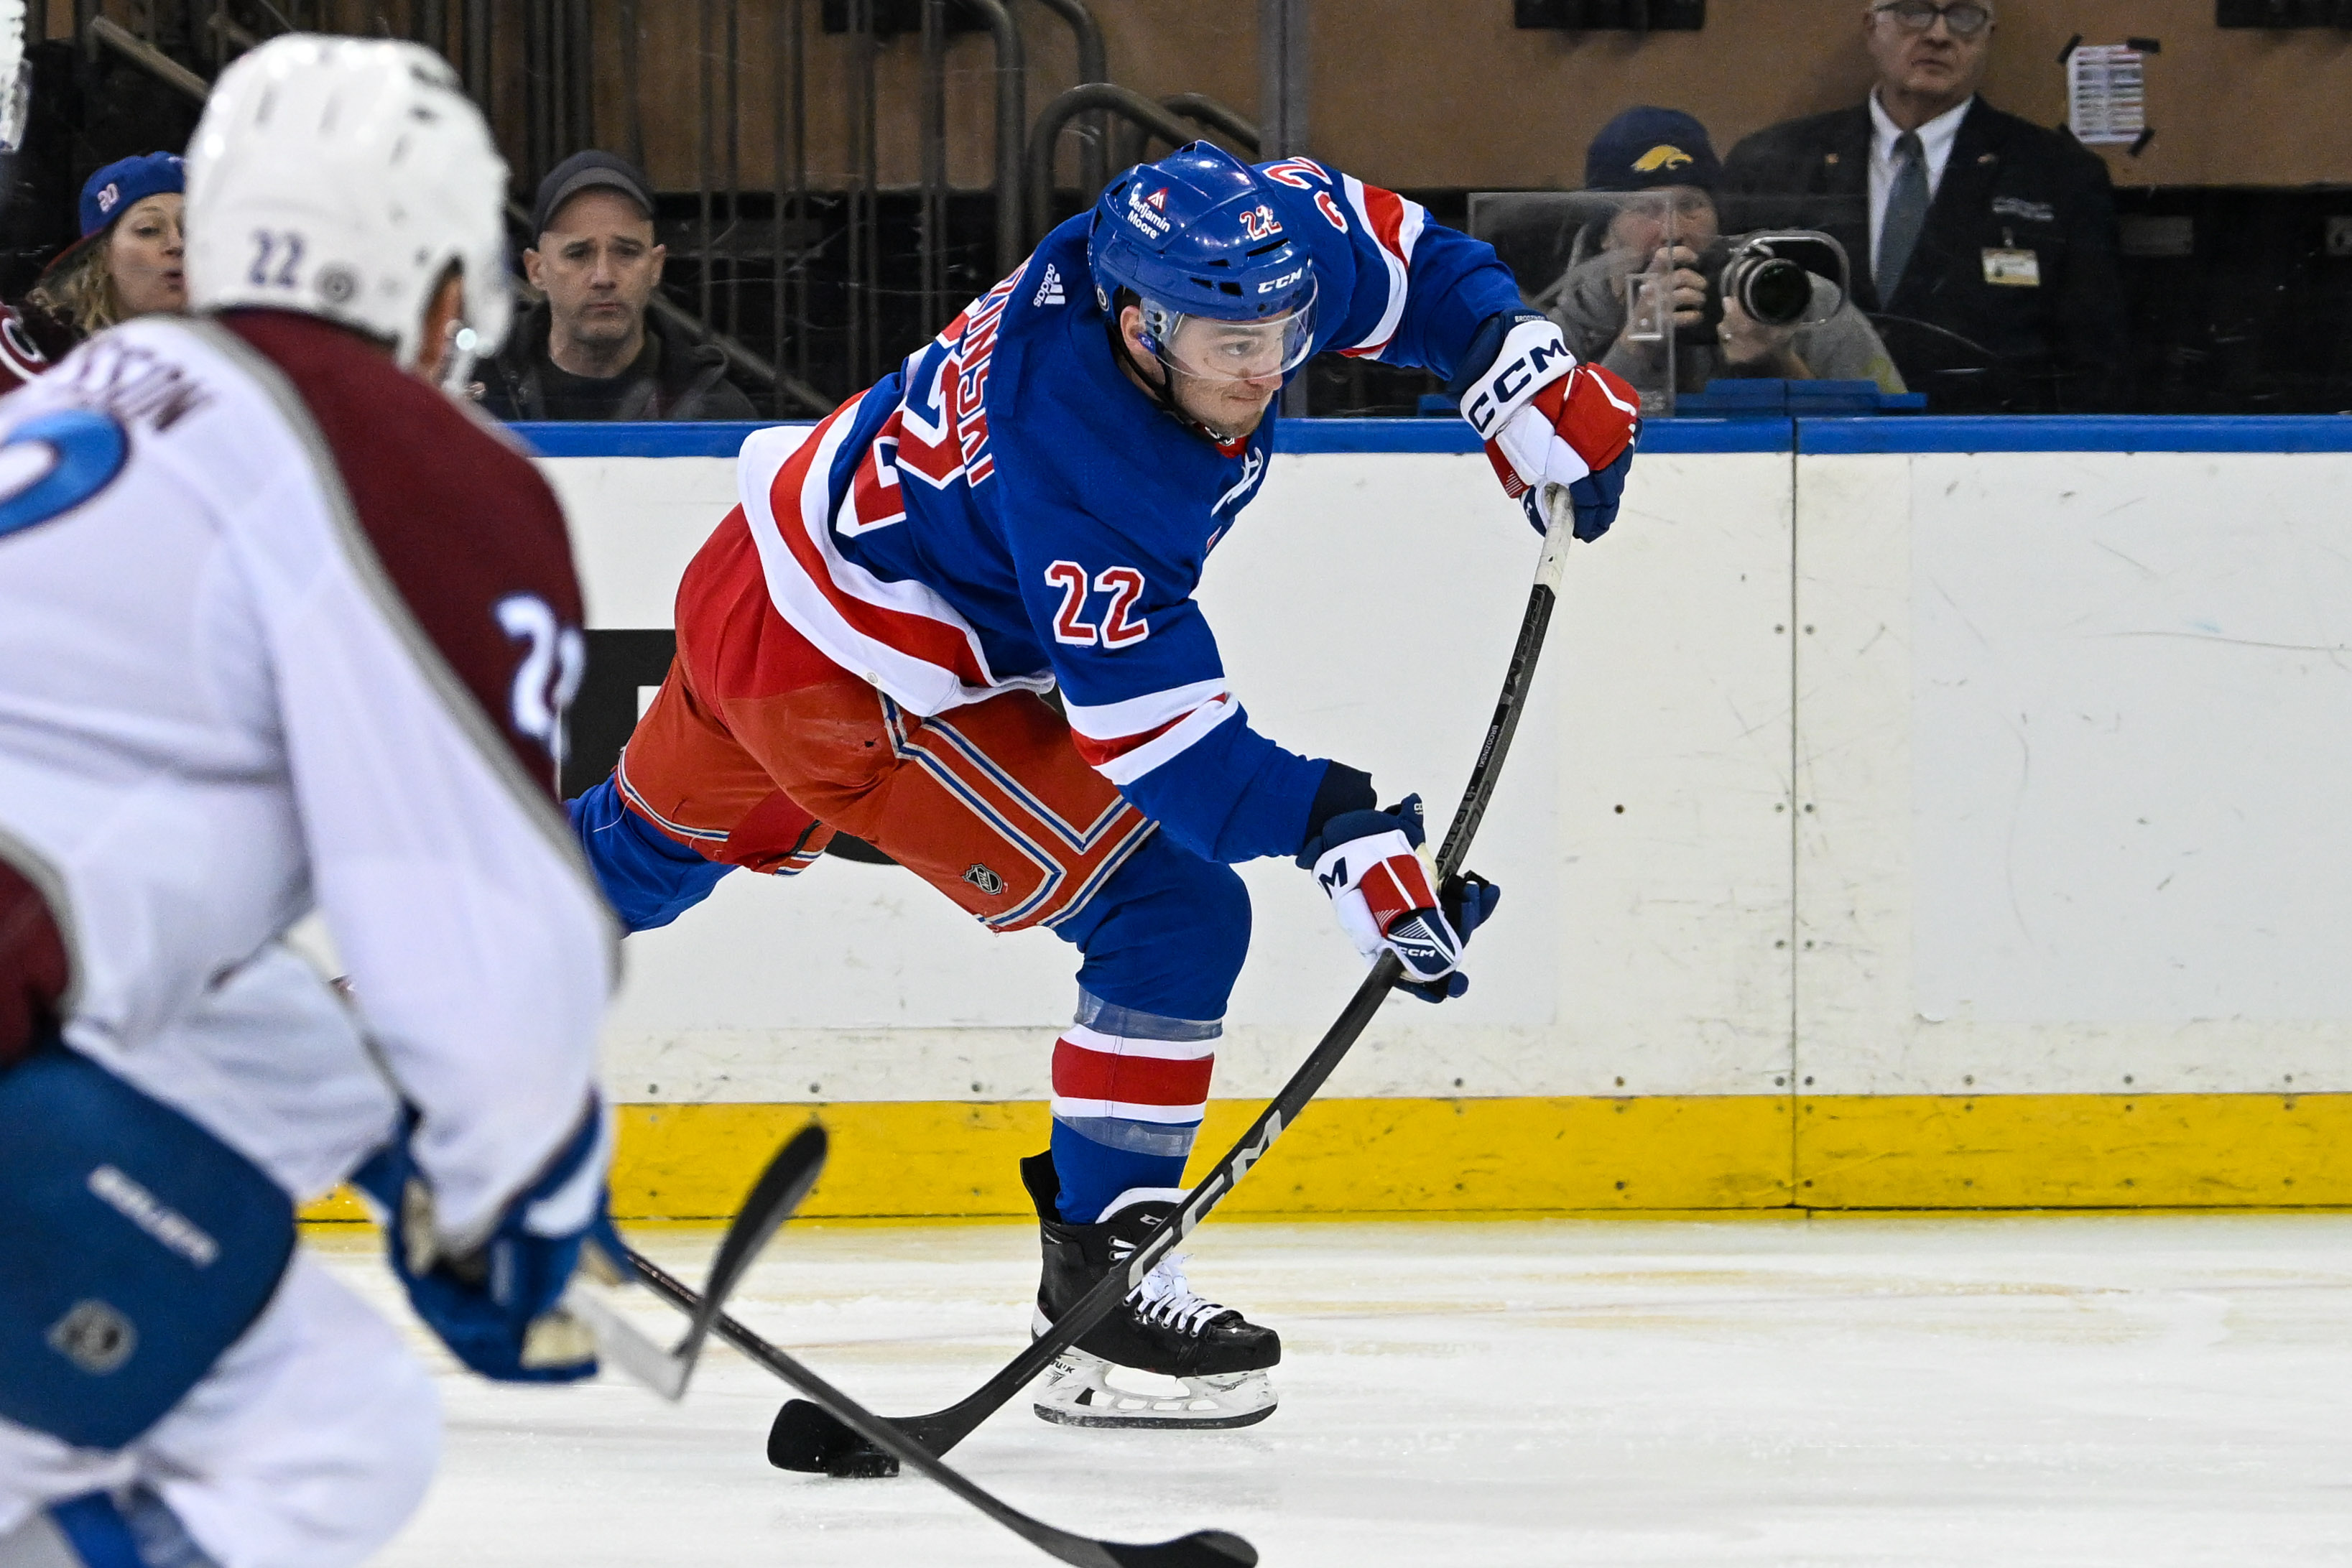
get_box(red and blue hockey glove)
[1297,794,1495,1003]
[1388,871,1501,1003]
[1454,312,1641,542]
[351,1099,626,1383]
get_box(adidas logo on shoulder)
[1032,264,1066,307]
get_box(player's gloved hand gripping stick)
[1299,794,1500,1003]
[767,482,1592,1478]
[354,1110,825,1401]
[1458,310,1642,542]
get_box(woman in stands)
[22,152,185,346]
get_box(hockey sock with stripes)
[1046,991,1216,1223]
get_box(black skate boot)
[1020,1149,1279,1429]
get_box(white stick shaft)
[1537,484,1575,592]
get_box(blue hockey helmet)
[1088,142,1318,384]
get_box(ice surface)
[322,1215,2352,1566]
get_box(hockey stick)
[624,1247,1256,1568]
[564,1123,828,1401]
[768,488,1580,1477]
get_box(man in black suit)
[1719,0,2128,412]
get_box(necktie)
[1876,129,1930,302]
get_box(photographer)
[1535,108,1903,403]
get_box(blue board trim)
[509,421,802,458]
[509,414,2352,460]
[1272,417,1791,455]
[508,416,1790,458]
[1798,415,2352,455]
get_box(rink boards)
[315,416,2352,1219]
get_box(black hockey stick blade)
[625,1250,1255,1568]
[766,496,1580,1474]
[768,1394,902,1476]
[669,1121,829,1378]
[566,1121,828,1401]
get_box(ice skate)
[1021,1151,1279,1430]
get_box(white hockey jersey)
[0,311,614,1243]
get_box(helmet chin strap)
[1104,314,1246,447]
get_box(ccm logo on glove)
[1450,313,1641,542]
[1460,328,1578,438]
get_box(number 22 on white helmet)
[185,34,512,373]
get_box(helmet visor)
[1144,281,1318,386]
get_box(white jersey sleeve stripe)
[1061,676,1232,740]
[1079,694,1241,787]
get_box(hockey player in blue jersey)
[570,142,1640,1426]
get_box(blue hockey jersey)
[731,160,1525,866]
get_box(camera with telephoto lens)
[1695,231,1851,333]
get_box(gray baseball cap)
[532,149,656,239]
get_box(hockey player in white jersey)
[0,37,619,1568]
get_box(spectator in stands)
[1717,0,2128,412]
[1535,108,1903,403]
[22,152,184,345]
[479,150,756,421]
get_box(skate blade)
[1032,1354,1277,1432]
[1032,1399,1278,1432]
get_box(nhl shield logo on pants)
[47,1299,137,1374]
[963,863,1005,896]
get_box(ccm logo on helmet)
[1256,266,1305,294]
[1463,339,1574,436]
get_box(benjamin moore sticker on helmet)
[1126,183,1172,236]
[1631,144,1694,173]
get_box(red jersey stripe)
[1067,708,1193,769]
[1358,182,1409,264]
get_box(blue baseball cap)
[1584,107,1721,195]
[78,152,185,240]
[42,152,185,278]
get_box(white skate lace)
[1124,1251,1231,1337]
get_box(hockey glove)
[1452,311,1641,542]
[1385,872,1501,1003]
[351,1099,627,1383]
[1297,794,1486,1003]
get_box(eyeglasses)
[1873,0,1993,38]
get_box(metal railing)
[70,0,1254,412]
[1026,83,1259,245]
[87,6,835,414]
[1027,0,1106,192]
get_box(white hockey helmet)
[185,34,511,367]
